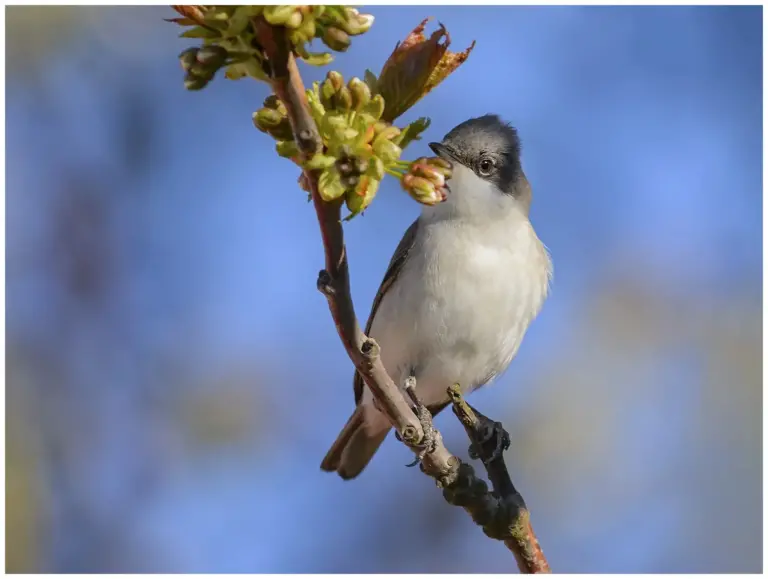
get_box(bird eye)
[478,158,495,176]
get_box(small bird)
[321,114,552,479]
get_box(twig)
[255,21,550,573]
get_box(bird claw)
[403,377,438,468]
[468,417,510,465]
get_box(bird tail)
[320,403,391,480]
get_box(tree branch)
[256,21,550,573]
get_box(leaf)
[164,17,197,26]
[396,117,431,149]
[170,5,208,27]
[364,69,378,94]
[375,18,474,122]
[180,26,220,39]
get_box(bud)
[318,166,346,202]
[284,10,304,29]
[196,45,228,69]
[367,156,385,180]
[402,175,444,205]
[179,47,199,73]
[304,154,337,171]
[305,90,326,123]
[348,77,371,110]
[411,163,445,188]
[345,176,380,216]
[373,126,401,144]
[336,86,353,111]
[362,94,385,121]
[263,94,281,110]
[184,74,209,91]
[252,108,284,132]
[373,139,402,164]
[276,140,300,159]
[326,70,344,92]
[267,121,295,142]
[322,26,351,52]
[263,5,298,26]
[320,78,336,110]
[427,157,453,180]
[341,10,374,35]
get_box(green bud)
[374,126,401,144]
[345,176,380,217]
[263,94,281,110]
[362,94,385,121]
[367,157,385,180]
[341,10,374,36]
[336,86,353,111]
[284,10,304,29]
[263,5,298,26]
[402,175,444,205]
[298,16,316,39]
[326,71,344,93]
[374,139,402,164]
[304,154,337,171]
[184,74,209,91]
[179,47,199,72]
[318,166,346,202]
[253,108,284,132]
[276,140,300,159]
[322,26,351,52]
[305,90,326,124]
[267,121,295,142]
[348,77,371,110]
[320,79,336,110]
[311,5,326,18]
[196,45,228,68]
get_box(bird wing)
[353,218,420,404]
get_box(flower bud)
[402,175,444,205]
[263,5,298,26]
[252,108,284,132]
[326,70,344,93]
[284,10,304,29]
[179,47,199,73]
[263,94,281,110]
[367,156,385,180]
[373,139,402,164]
[411,163,445,188]
[318,166,346,202]
[428,156,453,172]
[322,26,351,52]
[184,74,209,91]
[276,140,300,159]
[362,94,385,121]
[196,45,228,69]
[373,125,401,144]
[348,77,371,110]
[335,86,353,111]
[304,154,337,171]
[341,10,374,35]
[345,176,380,217]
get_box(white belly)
[366,212,551,408]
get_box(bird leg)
[396,376,439,467]
[465,402,510,466]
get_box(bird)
[321,114,552,480]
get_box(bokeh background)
[5,5,762,573]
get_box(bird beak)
[429,142,458,162]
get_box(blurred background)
[5,5,762,573]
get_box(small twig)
[255,22,550,573]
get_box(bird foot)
[467,406,510,466]
[401,377,438,468]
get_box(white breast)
[366,173,552,408]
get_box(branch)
[256,21,550,574]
